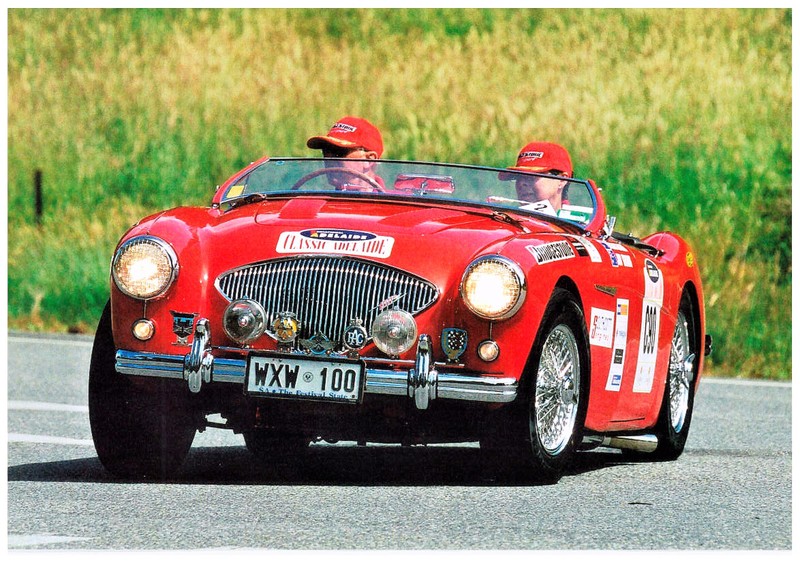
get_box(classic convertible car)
[89,157,710,481]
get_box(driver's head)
[307,116,383,190]
[307,116,383,159]
[501,141,573,208]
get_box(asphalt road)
[6,332,793,550]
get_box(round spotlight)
[132,319,155,341]
[371,309,417,356]
[478,340,500,362]
[223,299,267,344]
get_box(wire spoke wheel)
[533,324,581,456]
[668,310,693,433]
[649,292,698,461]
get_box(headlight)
[460,255,526,320]
[112,236,178,300]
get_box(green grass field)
[7,8,791,378]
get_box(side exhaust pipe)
[581,434,658,453]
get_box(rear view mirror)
[393,174,455,194]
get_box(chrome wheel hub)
[534,324,581,456]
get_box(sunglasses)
[322,146,367,158]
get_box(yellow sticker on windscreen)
[226,185,245,198]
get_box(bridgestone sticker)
[527,241,576,264]
[276,230,394,259]
[605,299,630,392]
[633,260,664,393]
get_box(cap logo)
[331,122,357,134]
[519,151,544,160]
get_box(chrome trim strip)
[114,349,517,403]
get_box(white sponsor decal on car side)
[633,260,664,393]
[527,241,576,264]
[563,234,603,263]
[605,299,630,392]
[599,241,633,268]
[276,230,394,259]
[589,307,615,349]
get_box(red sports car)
[89,157,711,481]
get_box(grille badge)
[300,332,336,355]
[342,319,368,351]
[171,311,196,346]
[442,328,468,362]
[271,312,301,344]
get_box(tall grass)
[7,8,791,378]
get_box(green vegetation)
[8,8,791,378]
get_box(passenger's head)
[502,141,573,210]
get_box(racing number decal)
[633,260,664,393]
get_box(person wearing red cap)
[502,141,573,213]
[307,116,385,191]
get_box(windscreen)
[220,158,597,226]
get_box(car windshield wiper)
[490,211,530,233]
[225,192,268,209]
[613,232,664,257]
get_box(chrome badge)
[171,311,196,346]
[300,331,336,355]
[271,312,300,344]
[442,328,468,362]
[342,319,368,351]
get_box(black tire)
[650,292,698,460]
[243,429,309,460]
[88,301,197,479]
[482,289,590,482]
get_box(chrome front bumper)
[115,323,517,410]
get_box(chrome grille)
[216,256,438,342]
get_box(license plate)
[245,353,365,403]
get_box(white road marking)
[8,433,94,446]
[8,335,94,347]
[702,378,791,388]
[8,534,91,548]
[8,400,89,413]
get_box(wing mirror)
[602,215,617,239]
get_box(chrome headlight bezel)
[460,255,526,320]
[112,235,179,300]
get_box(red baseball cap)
[307,116,384,157]
[500,141,573,178]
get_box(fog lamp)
[132,319,155,341]
[223,299,267,344]
[478,340,500,362]
[371,309,417,356]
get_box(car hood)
[144,196,567,287]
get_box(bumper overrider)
[114,319,518,410]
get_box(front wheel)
[483,290,589,482]
[88,301,197,479]
[650,293,698,460]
